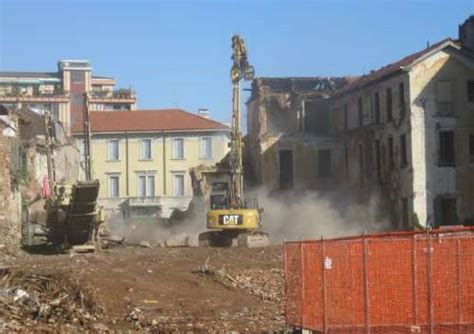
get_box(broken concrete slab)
[164,233,190,247]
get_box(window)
[436,81,453,115]
[70,71,85,84]
[386,87,393,122]
[304,101,330,135]
[358,144,364,184]
[173,174,185,196]
[358,97,363,127]
[388,136,394,168]
[470,134,474,162]
[399,82,406,118]
[173,138,184,159]
[201,137,212,159]
[439,131,455,166]
[374,92,380,124]
[318,149,331,178]
[375,140,382,181]
[434,196,457,226]
[108,139,119,161]
[344,146,349,180]
[137,172,155,197]
[279,150,294,190]
[400,134,408,168]
[343,103,348,130]
[467,80,474,102]
[140,139,152,160]
[108,174,120,198]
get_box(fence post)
[412,233,418,326]
[426,228,433,334]
[456,239,462,333]
[300,239,305,329]
[321,237,327,333]
[283,240,289,330]
[362,233,370,334]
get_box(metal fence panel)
[284,227,474,333]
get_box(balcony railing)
[0,86,67,98]
[90,88,136,100]
[128,196,161,206]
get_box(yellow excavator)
[198,35,269,247]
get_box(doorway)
[279,150,294,190]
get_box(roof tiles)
[72,109,228,134]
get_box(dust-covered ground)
[0,246,285,333]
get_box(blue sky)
[0,0,473,124]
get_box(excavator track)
[199,230,269,248]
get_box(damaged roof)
[72,109,229,134]
[334,38,461,97]
[253,77,358,93]
[250,39,463,101]
[15,107,46,140]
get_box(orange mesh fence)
[283,227,474,333]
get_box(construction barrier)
[284,227,474,333]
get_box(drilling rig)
[21,93,103,252]
[198,35,269,247]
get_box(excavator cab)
[209,182,230,210]
[200,181,267,247]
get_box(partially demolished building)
[247,17,474,229]
[247,77,357,190]
[0,105,79,253]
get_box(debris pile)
[200,266,284,303]
[0,218,22,263]
[0,268,104,331]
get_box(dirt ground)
[0,245,285,332]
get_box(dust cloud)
[106,199,208,246]
[106,189,389,246]
[253,188,390,243]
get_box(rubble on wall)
[0,124,22,259]
[190,152,232,199]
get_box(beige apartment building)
[73,109,230,220]
[0,60,136,133]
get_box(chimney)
[459,15,474,51]
[197,108,209,118]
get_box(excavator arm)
[229,35,255,209]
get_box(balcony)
[128,196,161,207]
[127,196,192,208]
[0,87,68,103]
[90,88,136,101]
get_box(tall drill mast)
[229,35,255,209]
[82,93,92,181]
